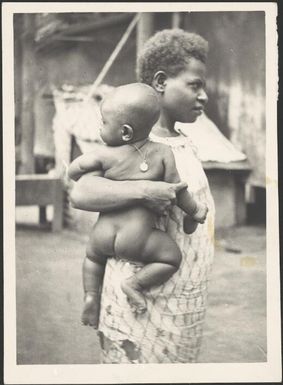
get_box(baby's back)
[103,140,166,182]
[91,141,168,258]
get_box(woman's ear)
[152,71,167,93]
[122,124,134,142]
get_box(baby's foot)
[81,292,100,328]
[193,203,208,224]
[121,277,147,314]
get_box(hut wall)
[33,20,137,157]
[183,11,266,187]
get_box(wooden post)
[172,12,182,28]
[14,14,23,174]
[235,173,250,225]
[19,14,36,174]
[136,13,154,54]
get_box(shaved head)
[101,83,160,140]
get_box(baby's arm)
[162,146,208,228]
[68,151,103,181]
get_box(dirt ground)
[15,207,266,364]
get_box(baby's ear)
[122,124,134,142]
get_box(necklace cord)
[131,143,147,161]
[129,139,149,172]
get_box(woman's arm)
[162,146,208,233]
[163,146,198,215]
[70,171,188,214]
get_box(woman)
[71,29,215,363]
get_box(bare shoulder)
[149,142,175,167]
[148,141,173,157]
[85,142,113,159]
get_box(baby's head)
[99,83,160,146]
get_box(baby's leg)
[82,220,118,327]
[121,229,182,313]
[81,234,109,328]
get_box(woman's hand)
[141,180,188,215]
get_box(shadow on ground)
[15,208,266,364]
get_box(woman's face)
[162,58,208,124]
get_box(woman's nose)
[197,89,208,104]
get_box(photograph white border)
[3,2,281,383]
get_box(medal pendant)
[140,161,149,172]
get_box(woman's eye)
[186,82,197,90]
[187,81,206,93]
[189,82,201,91]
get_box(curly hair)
[136,28,209,85]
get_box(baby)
[68,83,208,327]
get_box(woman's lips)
[192,107,204,115]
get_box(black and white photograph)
[3,2,281,384]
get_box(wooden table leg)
[52,179,63,232]
[39,206,47,224]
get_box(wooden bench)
[16,174,64,232]
[203,161,251,228]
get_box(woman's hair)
[137,28,209,85]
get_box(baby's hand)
[183,215,198,234]
[192,203,208,224]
